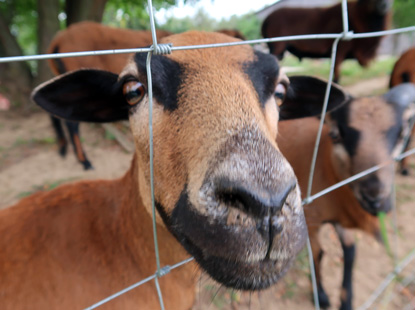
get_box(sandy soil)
[1,76,414,310]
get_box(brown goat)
[0,31,348,309]
[389,47,415,175]
[278,83,415,310]
[261,0,392,83]
[47,21,172,170]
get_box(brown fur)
[262,0,392,82]
[389,48,415,174]
[1,31,310,309]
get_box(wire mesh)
[1,0,415,309]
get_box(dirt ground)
[1,75,415,310]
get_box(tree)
[393,0,415,28]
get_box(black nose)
[215,178,296,218]
[215,177,297,242]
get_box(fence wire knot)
[152,43,173,55]
[156,265,171,278]
[341,31,354,41]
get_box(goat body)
[261,0,392,82]
[1,31,349,309]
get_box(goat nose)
[215,177,297,242]
[360,190,382,208]
[216,178,296,219]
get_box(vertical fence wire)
[147,1,165,308]
[304,2,349,308]
[2,1,415,309]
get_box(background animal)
[0,31,347,310]
[278,83,415,310]
[47,21,172,170]
[261,0,392,82]
[389,47,415,175]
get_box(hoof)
[82,160,94,170]
[340,300,352,310]
[400,168,409,176]
[59,145,67,157]
[318,289,331,309]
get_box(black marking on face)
[329,102,361,157]
[244,51,280,107]
[134,52,183,111]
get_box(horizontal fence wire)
[84,257,194,310]
[3,26,415,64]
[2,0,415,309]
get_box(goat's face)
[32,31,347,291]
[127,32,307,290]
[327,84,415,215]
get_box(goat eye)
[123,81,146,106]
[274,83,287,105]
[329,130,341,144]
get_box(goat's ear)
[279,76,350,120]
[32,69,129,122]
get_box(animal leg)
[310,232,331,309]
[50,115,68,157]
[335,225,356,310]
[65,120,93,170]
[267,42,286,60]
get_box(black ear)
[279,76,350,121]
[32,69,129,122]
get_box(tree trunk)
[65,0,108,26]
[0,11,34,108]
[36,0,61,86]
[87,0,108,23]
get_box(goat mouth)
[166,187,306,290]
[359,195,391,216]
[195,250,293,290]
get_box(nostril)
[360,190,382,209]
[215,178,296,218]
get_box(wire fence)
[2,0,415,309]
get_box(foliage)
[103,0,179,29]
[159,9,261,40]
[393,0,415,28]
[0,0,41,55]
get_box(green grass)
[280,54,397,86]
[13,136,56,147]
